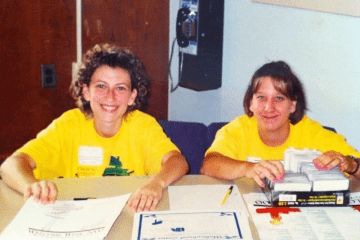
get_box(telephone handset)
[176,7,197,48]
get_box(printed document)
[1,194,131,240]
[132,210,253,240]
[243,192,360,240]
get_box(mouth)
[101,104,119,112]
[262,115,278,121]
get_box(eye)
[117,86,127,91]
[275,96,284,101]
[257,95,265,100]
[96,84,105,89]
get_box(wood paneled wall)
[0,0,169,162]
[0,0,77,158]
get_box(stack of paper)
[271,173,312,192]
[283,148,322,172]
[1,194,131,240]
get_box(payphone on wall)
[175,0,224,91]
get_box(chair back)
[159,120,207,174]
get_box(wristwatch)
[346,155,360,175]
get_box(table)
[1,175,360,240]
[0,175,262,240]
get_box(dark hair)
[70,43,151,116]
[243,61,307,124]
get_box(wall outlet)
[41,64,56,88]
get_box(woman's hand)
[244,160,284,187]
[127,176,164,212]
[24,180,58,204]
[313,151,355,173]
[127,150,188,212]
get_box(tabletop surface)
[1,175,359,240]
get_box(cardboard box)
[264,183,350,207]
[263,148,351,207]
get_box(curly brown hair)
[70,44,151,116]
[243,61,307,124]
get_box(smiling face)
[249,76,297,134]
[82,65,137,135]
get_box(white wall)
[169,0,360,150]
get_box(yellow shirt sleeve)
[205,115,254,161]
[128,112,180,175]
[15,110,77,179]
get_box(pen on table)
[73,197,96,201]
[221,186,233,206]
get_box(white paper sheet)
[168,184,249,216]
[132,210,253,240]
[1,194,131,240]
[243,192,360,240]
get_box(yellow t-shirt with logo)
[206,115,360,161]
[16,109,179,179]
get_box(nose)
[105,88,116,101]
[264,99,275,111]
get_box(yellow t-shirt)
[16,109,179,179]
[206,115,360,161]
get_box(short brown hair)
[243,61,307,124]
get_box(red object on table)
[256,207,301,218]
[353,206,360,212]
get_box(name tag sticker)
[247,156,284,165]
[247,156,262,163]
[78,146,103,166]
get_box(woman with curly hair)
[0,44,189,212]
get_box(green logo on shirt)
[103,156,132,176]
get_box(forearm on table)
[152,150,189,189]
[0,152,38,194]
[200,152,251,180]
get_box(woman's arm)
[200,152,284,186]
[154,150,189,188]
[0,152,57,204]
[128,150,189,212]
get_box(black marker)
[73,197,96,201]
